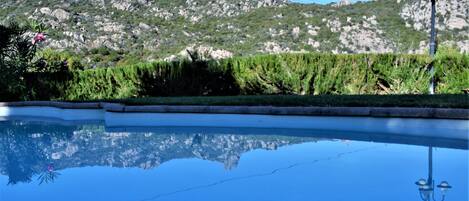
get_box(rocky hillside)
[0,0,467,65]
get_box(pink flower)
[47,164,54,172]
[32,33,46,45]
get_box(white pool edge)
[0,106,104,121]
[1,106,468,140]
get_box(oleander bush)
[0,22,38,101]
[4,52,469,101]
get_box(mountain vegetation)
[0,0,467,101]
[1,0,467,67]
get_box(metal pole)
[429,0,437,94]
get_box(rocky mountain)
[0,0,467,65]
[0,120,322,185]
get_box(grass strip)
[98,95,469,109]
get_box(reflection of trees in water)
[0,120,320,185]
[0,120,76,185]
[38,164,61,185]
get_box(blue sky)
[290,0,367,4]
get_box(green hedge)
[12,53,469,101]
[225,53,430,95]
[434,53,469,94]
[63,60,239,100]
[223,53,467,95]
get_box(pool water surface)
[0,119,467,201]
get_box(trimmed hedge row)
[225,53,433,95]
[15,53,469,101]
[65,60,238,100]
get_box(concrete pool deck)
[1,101,468,140]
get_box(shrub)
[23,72,73,100]
[64,60,239,100]
[9,53,469,101]
[434,47,469,93]
[36,49,84,72]
[226,53,433,95]
[0,22,39,100]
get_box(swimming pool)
[0,118,467,201]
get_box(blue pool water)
[0,119,467,201]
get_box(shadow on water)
[0,117,467,187]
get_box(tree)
[0,22,44,100]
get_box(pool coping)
[0,101,468,120]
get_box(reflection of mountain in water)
[0,120,320,185]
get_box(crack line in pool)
[137,145,381,201]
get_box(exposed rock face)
[111,0,134,11]
[39,7,51,15]
[400,0,468,53]
[292,26,301,39]
[0,0,467,65]
[307,38,320,48]
[325,17,342,32]
[334,0,351,7]
[165,45,234,61]
[51,8,70,22]
[263,41,291,53]
[400,0,468,31]
[457,40,469,53]
[98,22,125,33]
[306,23,320,36]
[337,15,394,53]
[181,0,288,18]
